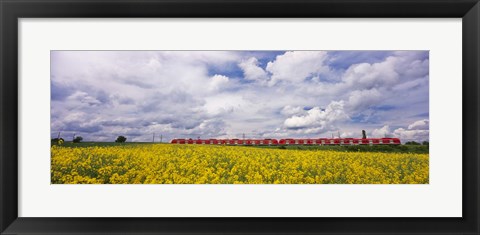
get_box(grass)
[53,142,428,154]
[56,141,160,148]
[251,144,429,154]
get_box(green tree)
[73,136,83,143]
[115,136,127,143]
[405,141,420,145]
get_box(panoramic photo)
[50,50,429,184]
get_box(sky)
[51,51,429,142]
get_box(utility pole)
[338,131,341,138]
[243,133,245,140]
[160,134,163,143]
[57,132,61,139]
[153,133,155,143]
[73,133,76,141]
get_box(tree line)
[51,135,127,145]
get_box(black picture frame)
[1,0,479,234]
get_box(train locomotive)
[170,137,401,146]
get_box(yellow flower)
[51,144,429,184]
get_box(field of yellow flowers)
[51,144,428,184]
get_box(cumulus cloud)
[67,91,103,107]
[209,74,229,91]
[366,118,430,142]
[392,77,428,91]
[342,57,399,89]
[389,119,429,142]
[393,128,429,142]
[346,88,383,111]
[238,57,268,81]
[340,131,355,138]
[408,119,429,130]
[280,105,305,116]
[368,119,429,142]
[266,51,329,84]
[284,101,348,133]
[371,125,391,138]
[202,94,248,116]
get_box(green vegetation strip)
[54,142,428,154]
[252,145,429,154]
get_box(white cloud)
[202,94,248,116]
[284,101,348,133]
[280,105,305,116]
[366,119,430,142]
[408,119,429,130]
[238,57,268,81]
[342,57,399,89]
[209,74,229,91]
[340,131,355,138]
[266,51,328,84]
[67,91,102,107]
[392,77,428,91]
[391,119,430,142]
[393,128,429,142]
[371,125,391,138]
[346,88,382,111]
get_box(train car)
[305,139,312,144]
[352,139,362,145]
[342,138,353,145]
[268,139,279,145]
[316,138,328,145]
[279,139,295,145]
[358,139,368,145]
[381,138,401,145]
[257,139,275,145]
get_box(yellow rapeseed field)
[51,144,429,184]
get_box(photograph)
[50,50,429,184]
[2,0,477,233]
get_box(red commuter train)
[170,137,401,146]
